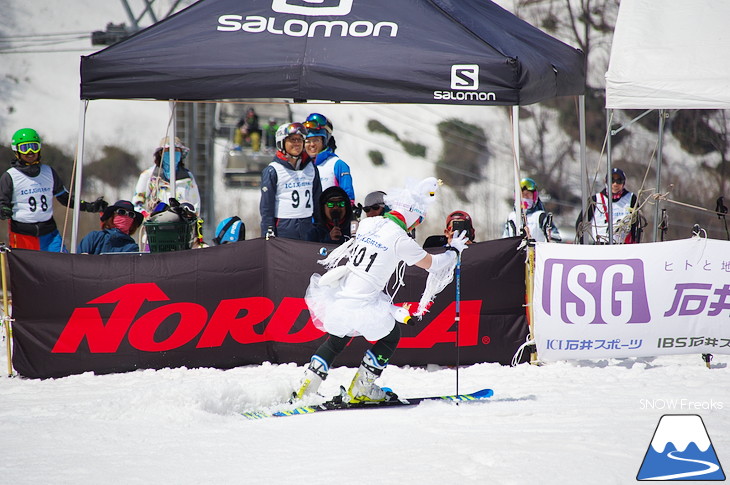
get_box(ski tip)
[472,388,494,399]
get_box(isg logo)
[541,258,651,324]
[434,64,496,102]
[272,0,353,16]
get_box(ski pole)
[454,249,461,399]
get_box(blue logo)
[637,415,725,481]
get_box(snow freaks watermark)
[639,398,724,411]
[636,415,726,481]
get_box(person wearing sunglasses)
[133,136,200,217]
[311,186,353,244]
[302,113,355,205]
[259,122,321,240]
[503,177,561,243]
[0,128,108,252]
[77,200,143,254]
[360,190,387,218]
[576,167,641,244]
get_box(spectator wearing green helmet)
[0,128,108,251]
[503,177,561,243]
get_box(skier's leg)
[293,334,349,399]
[348,324,401,402]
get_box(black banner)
[9,237,527,378]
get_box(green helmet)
[11,128,42,151]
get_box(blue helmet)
[213,216,245,245]
[305,127,329,145]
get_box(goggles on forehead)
[520,179,537,191]
[16,142,41,154]
[283,122,307,137]
[304,113,328,130]
[326,200,346,208]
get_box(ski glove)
[448,230,470,253]
[0,206,12,220]
[81,197,108,213]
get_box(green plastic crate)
[144,220,195,253]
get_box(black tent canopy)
[73,0,586,249]
[80,0,585,105]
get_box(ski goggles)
[520,179,537,191]
[325,200,347,208]
[113,208,136,218]
[303,113,329,131]
[611,177,625,184]
[282,122,307,139]
[16,142,41,154]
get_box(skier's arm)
[311,166,322,221]
[0,173,14,219]
[415,231,469,270]
[333,159,355,203]
[49,167,106,212]
[259,165,278,236]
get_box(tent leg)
[606,109,614,244]
[511,106,522,226]
[579,95,588,244]
[71,100,89,253]
[653,109,666,242]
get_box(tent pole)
[168,100,177,199]
[579,95,587,244]
[511,106,522,228]
[606,109,614,245]
[653,109,666,242]
[71,100,89,253]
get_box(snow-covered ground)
[1,341,727,484]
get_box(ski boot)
[292,356,328,401]
[347,350,393,403]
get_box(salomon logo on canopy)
[217,0,398,38]
[434,64,496,103]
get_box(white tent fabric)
[606,0,730,109]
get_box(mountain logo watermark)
[637,414,725,481]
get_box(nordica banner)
[8,237,527,379]
[533,238,730,361]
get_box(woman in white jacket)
[133,136,200,215]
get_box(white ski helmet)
[275,122,307,151]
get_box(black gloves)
[0,206,12,220]
[81,197,108,213]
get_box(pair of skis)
[242,387,493,420]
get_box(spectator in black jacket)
[312,186,352,245]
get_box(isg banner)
[533,238,730,361]
[8,237,527,378]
